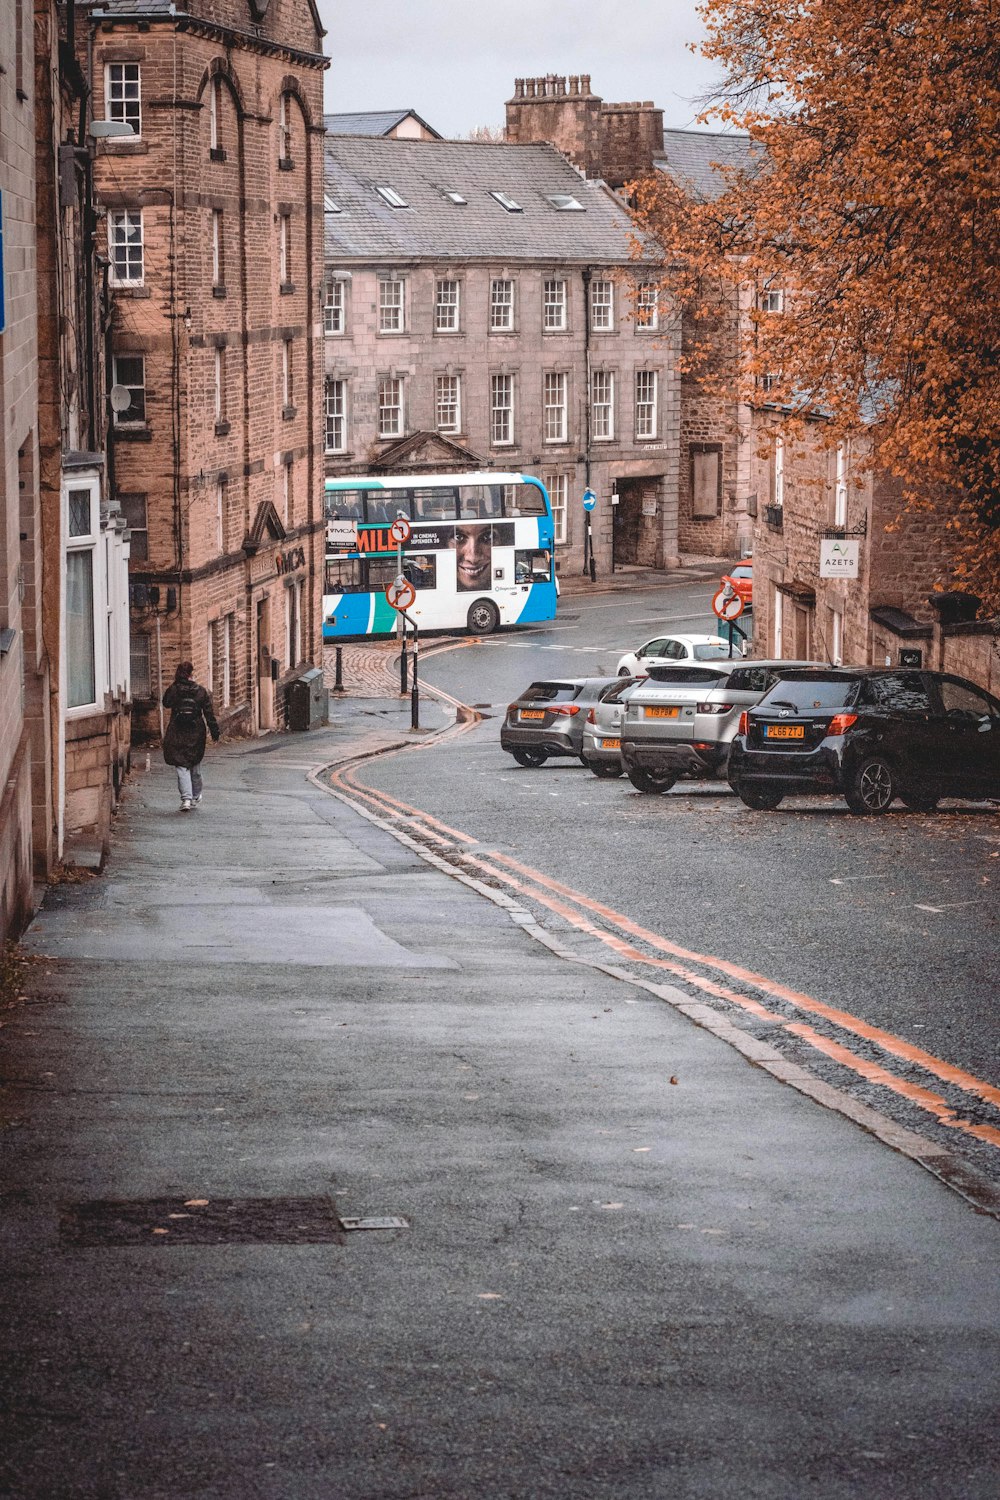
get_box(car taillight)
[697,702,734,714]
[738,710,749,736]
[828,713,858,736]
[586,708,596,723]
[550,704,580,717]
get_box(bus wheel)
[467,599,499,635]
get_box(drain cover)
[60,1196,346,1246]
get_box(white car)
[616,633,744,677]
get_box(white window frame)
[543,278,567,332]
[490,373,513,446]
[490,278,514,331]
[434,279,460,332]
[64,477,107,715]
[108,210,144,285]
[545,472,568,545]
[377,376,403,438]
[278,94,291,162]
[211,209,223,286]
[282,341,292,408]
[378,277,405,333]
[215,478,225,551]
[761,285,784,314]
[209,79,221,151]
[324,278,345,335]
[773,586,784,659]
[635,370,658,439]
[773,436,785,507]
[636,283,659,330]
[435,374,461,435]
[279,215,291,285]
[543,371,568,443]
[829,605,843,667]
[214,347,225,423]
[591,369,614,441]
[325,379,346,453]
[112,353,146,426]
[590,278,614,331]
[105,62,141,135]
[834,441,848,527]
[223,613,234,707]
[282,460,292,525]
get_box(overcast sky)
[317,1,723,137]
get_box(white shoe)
[192,795,202,806]
[180,799,193,811]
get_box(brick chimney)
[506,75,663,188]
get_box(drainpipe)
[581,268,596,581]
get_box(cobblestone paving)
[323,641,400,696]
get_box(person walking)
[162,661,220,811]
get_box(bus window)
[458,485,504,520]
[367,558,399,592]
[364,491,401,525]
[403,555,437,590]
[325,557,365,593]
[504,482,545,517]
[514,549,551,583]
[412,487,458,521]
[325,489,364,522]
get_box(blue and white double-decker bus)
[323,472,558,639]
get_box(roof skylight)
[444,191,467,205]
[489,191,523,213]
[546,193,585,211]
[324,194,342,213]
[375,185,409,208]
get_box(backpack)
[171,688,202,729]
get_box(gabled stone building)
[322,135,681,576]
[79,0,328,737]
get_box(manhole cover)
[60,1196,347,1246]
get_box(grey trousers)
[175,764,204,802]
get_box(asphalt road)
[356,583,1000,1189]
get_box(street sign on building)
[820,539,861,577]
[327,519,357,550]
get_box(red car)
[721,560,753,609]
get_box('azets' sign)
[819,539,860,578]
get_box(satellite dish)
[110,384,132,413]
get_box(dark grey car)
[501,678,622,767]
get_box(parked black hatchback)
[727,668,1000,813]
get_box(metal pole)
[587,518,596,582]
[154,611,165,740]
[333,644,345,693]
[410,615,419,731]
[397,516,407,694]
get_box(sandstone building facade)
[81,0,327,737]
[322,135,680,578]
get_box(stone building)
[324,108,441,141]
[79,0,328,738]
[322,135,680,577]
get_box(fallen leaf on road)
[478,1293,503,1300]
[669,1076,679,1085]
[633,1147,651,1153]
[184,1199,209,1207]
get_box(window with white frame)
[543,372,568,442]
[760,285,784,313]
[112,354,145,425]
[543,279,567,331]
[278,94,292,162]
[377,376,403,437]
[214,347,225,423]
[490,278,514,331]
[591,369,614,440]
[279,215,291,285]
[108,211,143,284]
[105,63,141,134]
[325,379,346,452]
[282,460,292,525]
[378,277,404,333]
[435,374,461,434]
[324,278,345,335]
[215,478,225,551]
[772,436,785,506]
[490,373,513,445]
[211,210,223,287]
[65,482,101,709]
[773,586,784,659]
[834,441,848,526]
[635,283,658,329]
[829,604,843,666]
[282,340,293,408]
[208,78,222,152]
[545,472,568,545]
[435,279,460,332]
[590,278,614,331]
[635,370,658,438]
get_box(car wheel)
[627,767,677,794]
[845,755,896,815]
[512,747,547,768]
[900,790,940,812]
[589,761,624,779]
[617,668,632,678]
[467,599,499,635]
[736,784,784,810]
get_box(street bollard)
[333,645,345,693]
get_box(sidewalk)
[2,692,999,1498]
[556,557,724,596]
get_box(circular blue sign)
[582,488,597,512]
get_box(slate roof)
[323,110,441,140]
[655,128,758,201]
[89,0,178,13]
[323,138,649,264]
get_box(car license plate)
[601,738,621,750]
[646,706,680,718]
[519,709,545,720]
[765,724,805,739]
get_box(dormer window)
[546,193,584,211]
[490,191,522,213]
[375,185,408,208]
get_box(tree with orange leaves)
[631,0,1000,608]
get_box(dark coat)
[162,680,220,769]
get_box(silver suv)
[620,660,826,793]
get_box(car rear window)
[692,643,737,660]
[760,677,860,710]
[598,679,639,703]
[646,666,730,685]
[520,681,581,703]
